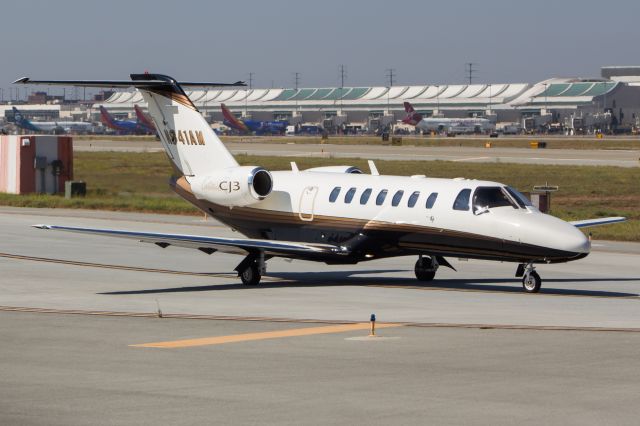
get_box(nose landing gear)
[517,262,541,293]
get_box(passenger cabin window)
[391,190,404,207]
[426,192,438,209]
[505,187,533,208]
[329,187,341,203]
[344,187,356,203]
[473,186,517,211]
[360,188,372,205]
[408,191,420,208]
[376,189,388,206]
[453,189,471,211]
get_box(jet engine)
[190,166,273,207]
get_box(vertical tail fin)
[132,74,238,176]
[13,74,244,177]
[99,106,116,127]
[221,103,250,133]
[12,107,41,132]
[402,102,423,125]
[134,104,156,132]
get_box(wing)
[569,217,626,228]
[33,224,346,258]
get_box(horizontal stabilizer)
[569,217,626,228]
[32,224,345,257]
[14,76,246,88]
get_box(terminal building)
[6,66,640,134]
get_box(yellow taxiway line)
[131,322,402,348]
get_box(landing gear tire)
[415,257,437,282]
[522,271,541,293]
[240,262,261,286]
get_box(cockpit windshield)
[505,186,533,208]
[472,186,518,211]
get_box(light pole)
[245,72,253,118]
[385,68,395,116]
[488,83,492,115]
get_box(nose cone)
[560,224,591,254]
[521,213,591,256]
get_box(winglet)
[13,77,29,84]
[290,162,299,172]
[32,224,53,229]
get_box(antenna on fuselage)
[368,160,379,176]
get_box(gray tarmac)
[74,139,640,167]
[1,207,640,425]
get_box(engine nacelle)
[304,166,363,174]
[190,166,273,207]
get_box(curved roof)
[215,90,238,102]
[439,85,467,98]
[227,90,249,102]
[457,85,487,98]
[402,86,428,99]
[513,80,620,106]
[361,87,388,100]
[247,89,268,101]
[387,86,410,99]
[99,77,624,114]
[260,89,284,101]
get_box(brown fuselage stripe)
[1,306,638,333]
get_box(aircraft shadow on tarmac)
[98,269,640,298]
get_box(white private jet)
[15,74,625,293]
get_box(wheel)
[522,271,541,293]
[240,262,261,285]
[415,258,436,282]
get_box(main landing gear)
[235,251,266,286]
[415,255,438,282]
[516,262,542,293]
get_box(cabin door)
[299,186,318,221]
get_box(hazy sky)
[1,0,639,98]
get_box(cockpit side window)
[472,187,517,211]
[453,189,472,211]
[505,187,533,208]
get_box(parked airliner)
[12,106,93,134]
[134,104,157,132]
[403,102,494,134]
[99,106,154,134]
[15,74,625,293]
[221,103,288,135]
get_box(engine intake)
[190,166,273,207]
